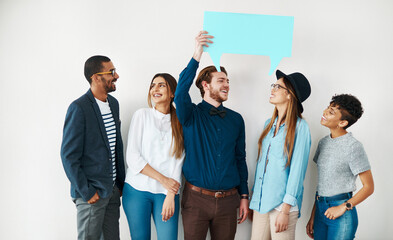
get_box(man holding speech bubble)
[174,31,249,240]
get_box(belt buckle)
[215,191,224,198]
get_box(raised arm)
[192,30,213,62]
[174,31,213,126]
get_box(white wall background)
[1,0,392,239]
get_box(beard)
[209,88,228,103]
[100,77,116,93]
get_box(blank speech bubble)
[203,11,294,75]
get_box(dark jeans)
[181,186,240,240]
[313,192,358,240]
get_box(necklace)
[158,117,166,141]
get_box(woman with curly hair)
[306,94,374,240]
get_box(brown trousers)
[181,186,240,240]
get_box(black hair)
[84,55,111,84]
[330,94,363,129]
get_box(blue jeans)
[313,192,358,240]
[122,183,179,240]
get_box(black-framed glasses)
[271,83,288,91]
[93,69,116,77]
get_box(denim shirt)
[249,117,311,217]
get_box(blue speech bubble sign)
[203,11,294,75]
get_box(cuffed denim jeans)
[313,192,358,240]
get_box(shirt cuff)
[283,193,298,207]
[172,168,183,187]
[189,57,200,68]
[351,165,371,176]
[238,183,249,195]
[130,157,148,175]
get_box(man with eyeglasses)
[61,55,125,240]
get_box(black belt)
[316,192,352,202]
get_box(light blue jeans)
[122,183,179,240]
[313,192,358,240]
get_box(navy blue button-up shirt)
[174,58,249,195]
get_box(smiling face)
[205,71,229,103]
[97,61,118,93]
[149,76,173,106]
[321,104,348,129]
[269,77,290,106]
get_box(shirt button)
[218,154,221,157]
[218,128,221,131]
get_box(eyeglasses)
[271,83,288,92]
[93,69,116,77]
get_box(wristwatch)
[240,195,249,200]
[345,201,353,210]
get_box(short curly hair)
[330,94,363,129]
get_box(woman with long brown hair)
[249,70,312,240]
[122,73,184,240]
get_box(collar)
[86,89,95,103]
[153,107,171,121]
[272,117,286,128]
[87,88,111,104]
[199,100,225,112]
[329,132,351,141]
[95,97,108,104]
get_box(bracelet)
[280,210,289,215]
[240,195,249,200]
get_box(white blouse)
[125,108,185,195]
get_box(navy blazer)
[61,89,125,202]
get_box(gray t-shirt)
[313,132,371,197]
